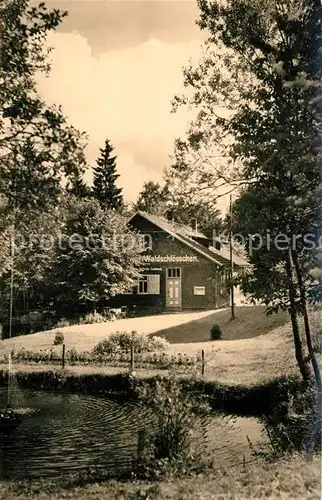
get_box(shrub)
[252,384,321,460]
[55,318,70,328]
[54,331,64,345]
[92,331,169,357]
[80,312,108,324]
[210,323,222,340]
[132,376,211,479]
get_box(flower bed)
[7,347,200,370]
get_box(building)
[108,210,249,314]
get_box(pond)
[0,387,265,479]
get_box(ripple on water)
[0,388,264,479]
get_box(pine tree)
[92,139,123,211]
[67,171,91,199]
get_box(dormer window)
[137,233,152,251]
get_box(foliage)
[1,309,56,338]
[135,180,222,239]
[0,0,87,215]
[79,312,109,324]
[252,385,321,460]
[55,318,70,329]
[66,171,92,199]
[46,196,141,315]
[0,0,89,332]
[135,181,170,216]
[210,323,222,340]
[132,376,211,479]
[92,331,169,356]
[92,139,123,211]
[172,0,322,384]
[53,330,64,346]
[8,346,198,370]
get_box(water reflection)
[0,388,264,479]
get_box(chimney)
[213,236,221,251]
[191,218,198,234]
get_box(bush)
[79,312,109,324]
[210,323,222,340]
[2,311,56,338]
[92,331,169,357]
[54,331,64,345]
[252,384,321,460]
[132,376,211,479]
[55,318,70,328]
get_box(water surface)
[0,388,264,479]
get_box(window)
[138,275,148,294]
[138,234,153,251]
[137,274,160,295]
[167,268,181,278]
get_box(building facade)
[107,211,248,314]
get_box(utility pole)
[9,219,15,340]
[229,194,235,320]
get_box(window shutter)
[147,274,160,294]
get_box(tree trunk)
[285,251,311,383]
[292,250,321,391]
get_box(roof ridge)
[130,211,249,267]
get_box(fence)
[7,345,207,376]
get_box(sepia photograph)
[0,0,321,498]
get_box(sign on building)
[140,255,198,263]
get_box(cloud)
[37,31,202,202]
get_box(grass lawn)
[0,454,319,499]
[0,306,299,386]
[0,310,215,355]
[151,306,289,344]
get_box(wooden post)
[201,349,205,376]
[137,429,145,459]
[62,344,65,370]
[130,344,134,374]
[229,194,235,320]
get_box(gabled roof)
[208,245,250,268]
[129,211,250,269]
[134,211,208,240]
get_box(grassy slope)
[152,306,289,343]
[0,455,319,499]
[0,306,297,386]
[0,310,216,355]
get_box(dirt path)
[0,309,219,354]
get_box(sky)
[37,0,206,205]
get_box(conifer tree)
[67,171,91,199]
[92,139,123,211]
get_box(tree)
[172,200,222,240]
[0,0,87,211]
[172,0,322,385]
[66,171,91,199]
[47,196,140,315]
[231,184,318,382]
[92,139,123,211]
[0,0,88,332]
[135,180,222,238]
[135,181,170,216]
